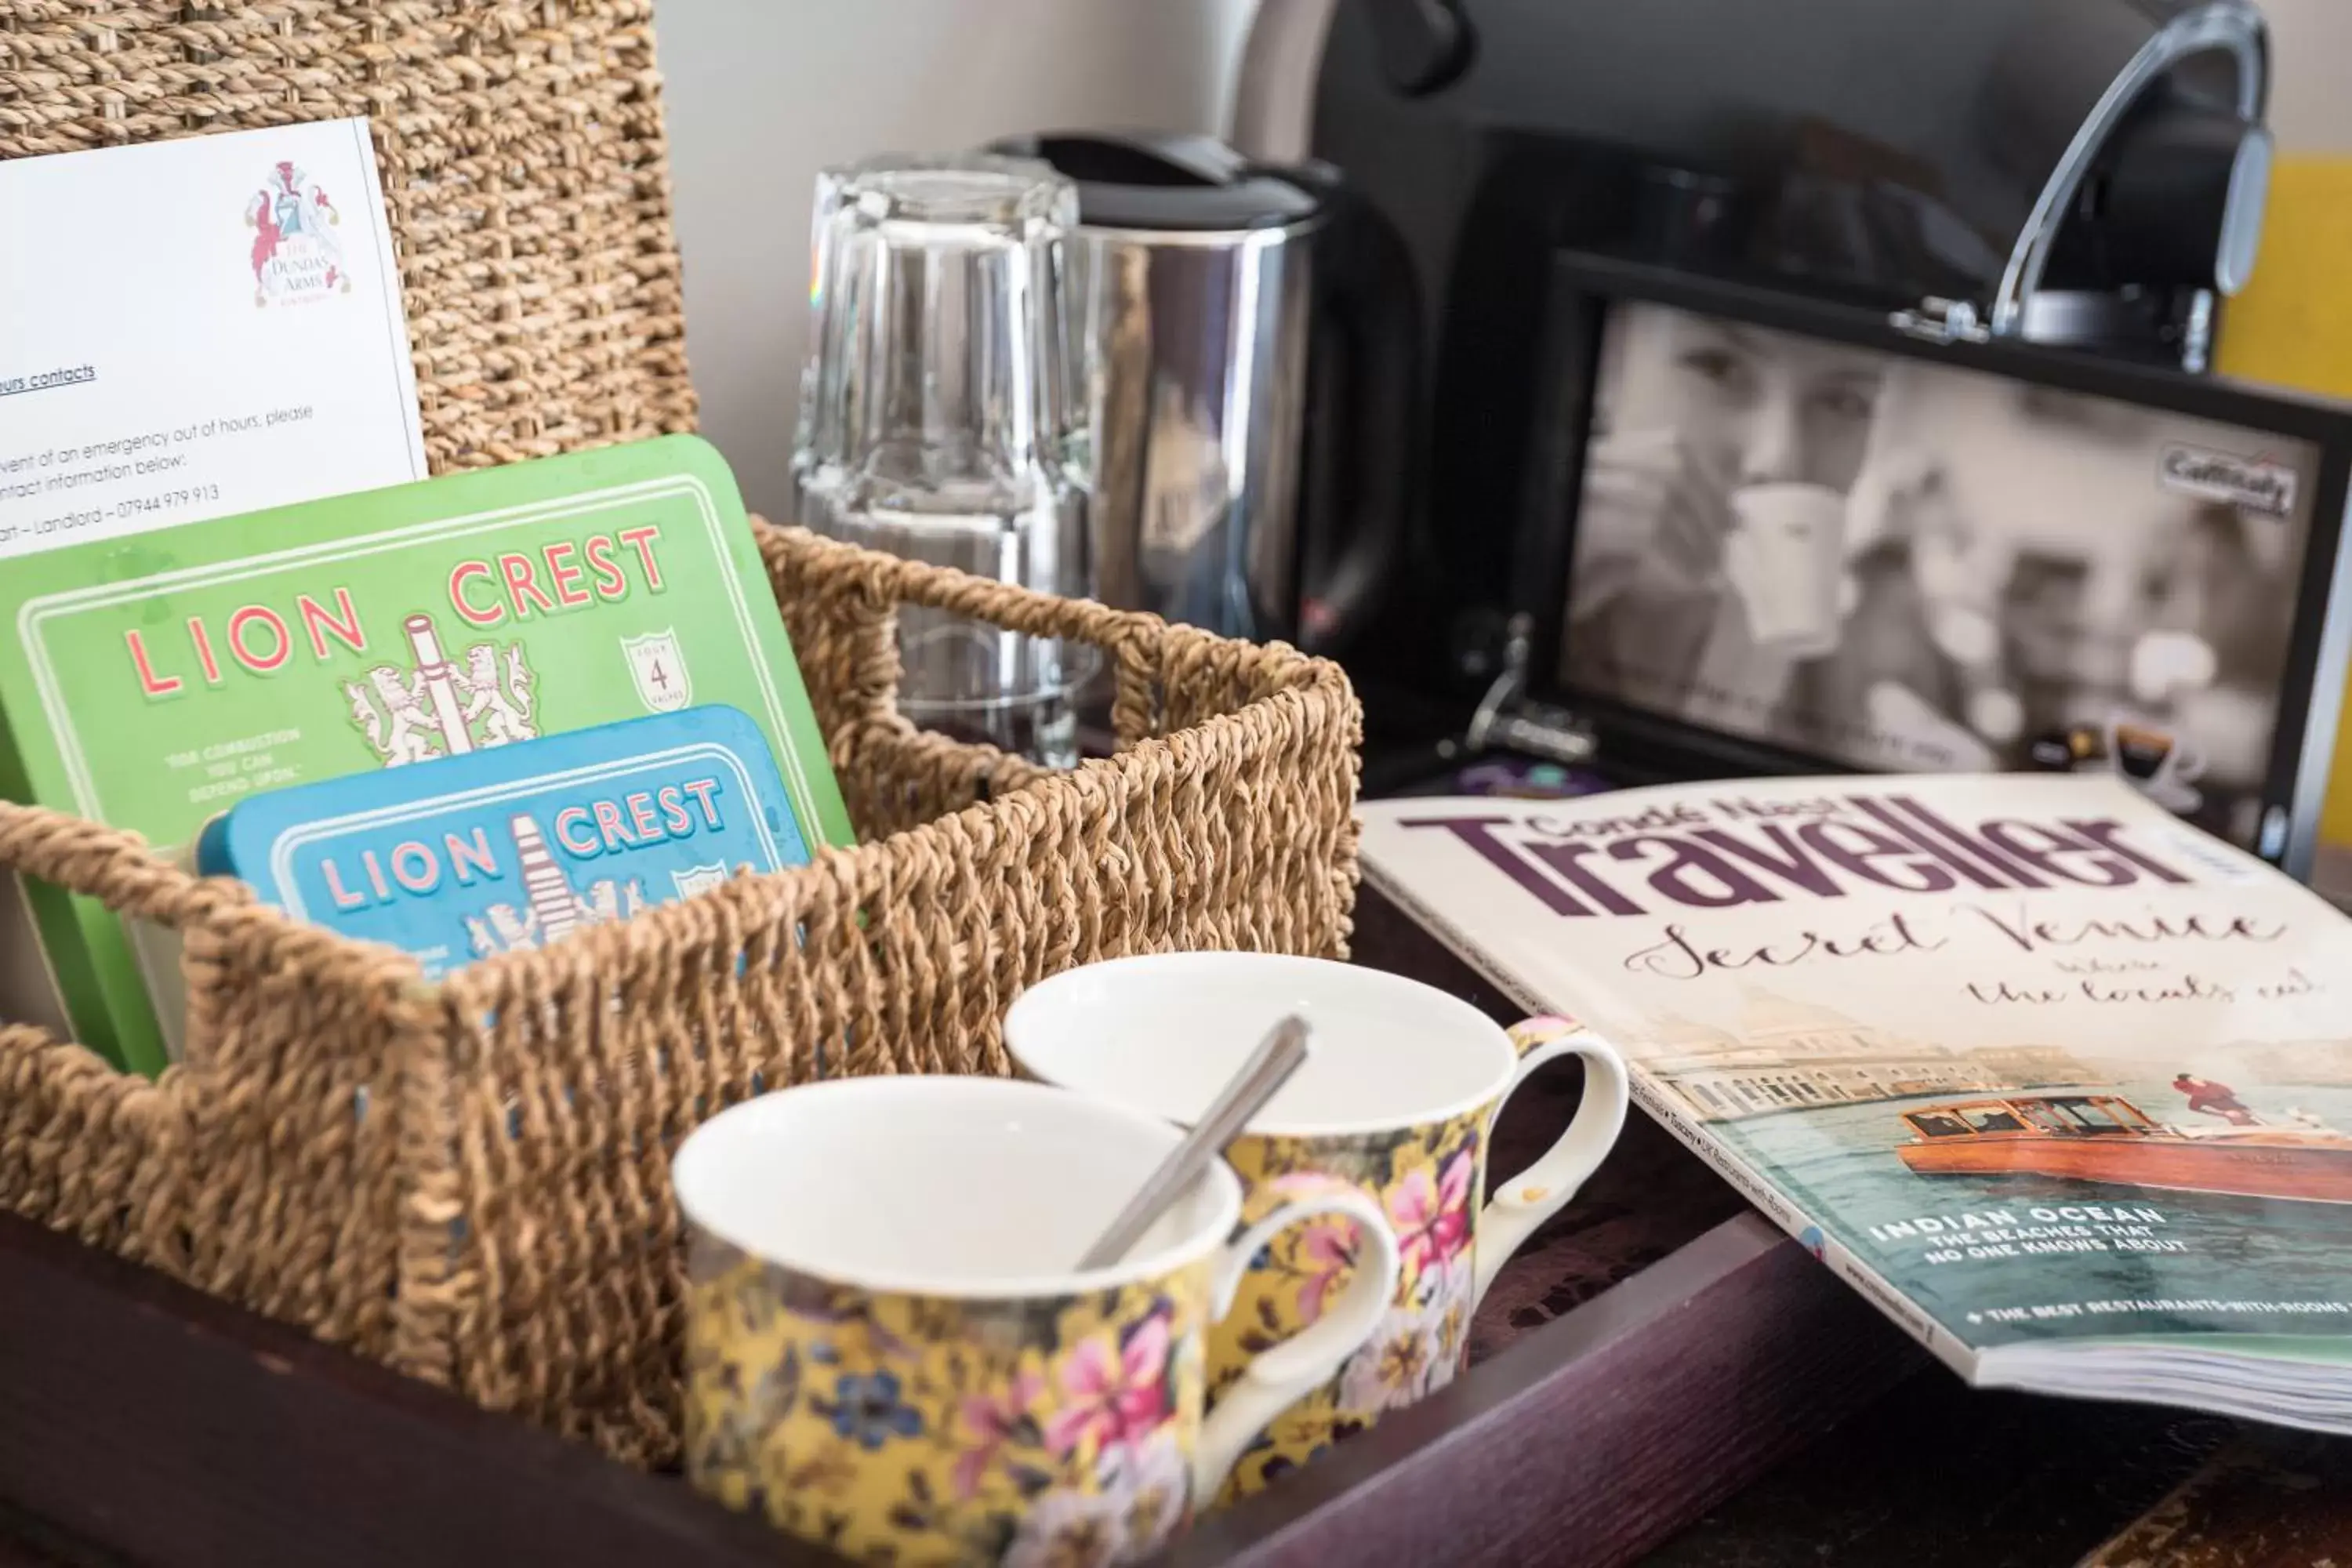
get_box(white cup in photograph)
[1726,481,1848,655]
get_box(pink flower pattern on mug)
[1212,1102,1493,1499]
[684,1233,1212,1566]
[1290,1218,1360,1324]
[954,1370,1044,1501]
[1387,1149,1474,1280]
[1047,1310,1174,1461]
[1264,1171,1366,1326]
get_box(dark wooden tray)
[0,890,1925,1567]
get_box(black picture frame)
[1514,249,2352,876]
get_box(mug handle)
[1470,1017,1632,1309]
[1191,1187,1401,1499]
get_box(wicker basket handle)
[0,802,241,931]
[760,521,1171,745]
[762,521,1155,644]
[863,546,1172,745]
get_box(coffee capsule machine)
[1233,0,2352,876]
[1242,0,2274,365]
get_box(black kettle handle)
[1032,129,1252,185]
[1294,171,1421,656]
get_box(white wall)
[2264,0,2352,153]
[657,0,1257,519]
[659,0,2352,520]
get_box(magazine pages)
[1359,773,2352,1432]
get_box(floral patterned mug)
[673,1075,1402,1566]
[1004,953,1628,1498]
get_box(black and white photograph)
[1560,299,2324,849]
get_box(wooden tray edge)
[1154,1214,1926,1567]
[1,1204,1924,1568]
[0,1210,815,1568]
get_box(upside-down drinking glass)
[791,153,1094,768]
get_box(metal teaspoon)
[1076,1014,1313,1270]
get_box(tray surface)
[0,888,1915,1568]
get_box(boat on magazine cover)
[1896,1094,2352,1205]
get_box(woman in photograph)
[1563,302,1888,739]
[1563,304,2303,842]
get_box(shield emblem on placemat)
[620,630,691,713]
[671,862,729,900]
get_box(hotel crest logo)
[245,158,350,307]
[343,612,540,767]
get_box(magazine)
[1359,772,2352,1432]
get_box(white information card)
[0,118,427,559]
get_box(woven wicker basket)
[0,2,1363,1468]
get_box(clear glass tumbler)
[792,154,1094,769]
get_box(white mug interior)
[670,1075,1240,1298]
[1002,952,1519,1134]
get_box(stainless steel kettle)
[991,132,1418,655]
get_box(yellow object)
[2214,157,2352,849]
[675,1075,1403,1565]
[1213,1099,1490,1499]
[1003,955,1633,1508]
[1206,1012,1621,1501]
[685,1236,1218,1563]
